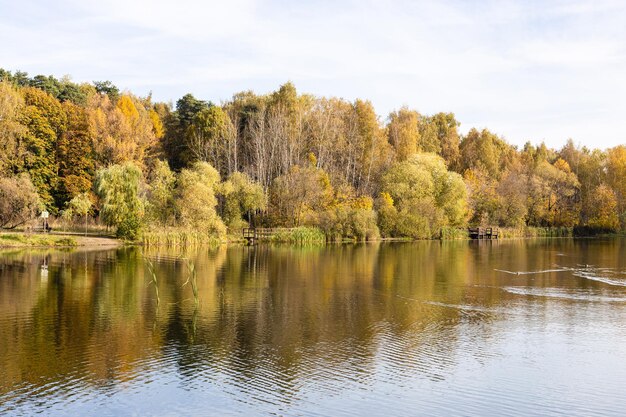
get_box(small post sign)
[40,210,49,232]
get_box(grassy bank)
[0,233,77,247]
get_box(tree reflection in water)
[1,238,625,415]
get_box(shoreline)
[1,230,623,250]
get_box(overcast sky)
[1,0,625,149]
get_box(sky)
[1,0,625,149]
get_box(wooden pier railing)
[468,227,499,239]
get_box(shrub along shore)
[1,68,626,243]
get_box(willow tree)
[175,162,226,238]
[94,163,144,239]
[318,184,379,241]
[380,153,467,238]
[145,160,176,226]
[219,171,266,231]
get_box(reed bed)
[142,229,222,247]
[439,227,469,240]
[269,227,326,244]
[437,226,575,240]
[498,227,573,238]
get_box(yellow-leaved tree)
[89,93,157,168]
[606,145,626,229]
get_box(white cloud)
[1,0,625,149]
[65,0,258,39]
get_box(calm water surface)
[1,238,626,416]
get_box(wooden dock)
[468,227,499,239]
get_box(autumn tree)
[186,106,236,176]
[464,167,500,226]
[318,183,379,241]
[269,160,333,226]
[145,160,176,226]
[376,192,397,237]
[419,112,461,169]
[559,140,606,225]
[0,174,40,229]
[586,184,619,230]
[94,163,145,239]
[349,99,390,194]
[88,93,130,166]
[495,166,528,227]
[162,93,210,169]
[88,93,157,168]
[55,101,94,205]
[606,145,626,228]
[268,82,308,178]
[19,87,67,210]
[526,159,580,227]
[116,94,158,164]
[219,171,266,231]
[148,107,164,140]
[387,107,420,161]
[520,141,556,168]
[93,80,119,102]
[380,153,467,238]
[459,128,515,179]
[65,192,92,235]
[240,84,308,191]
[0,81,26,175]
[175,162,226,237]
[302,97,349,178]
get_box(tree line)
[1,68,625,239]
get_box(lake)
[1,238,626,416]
